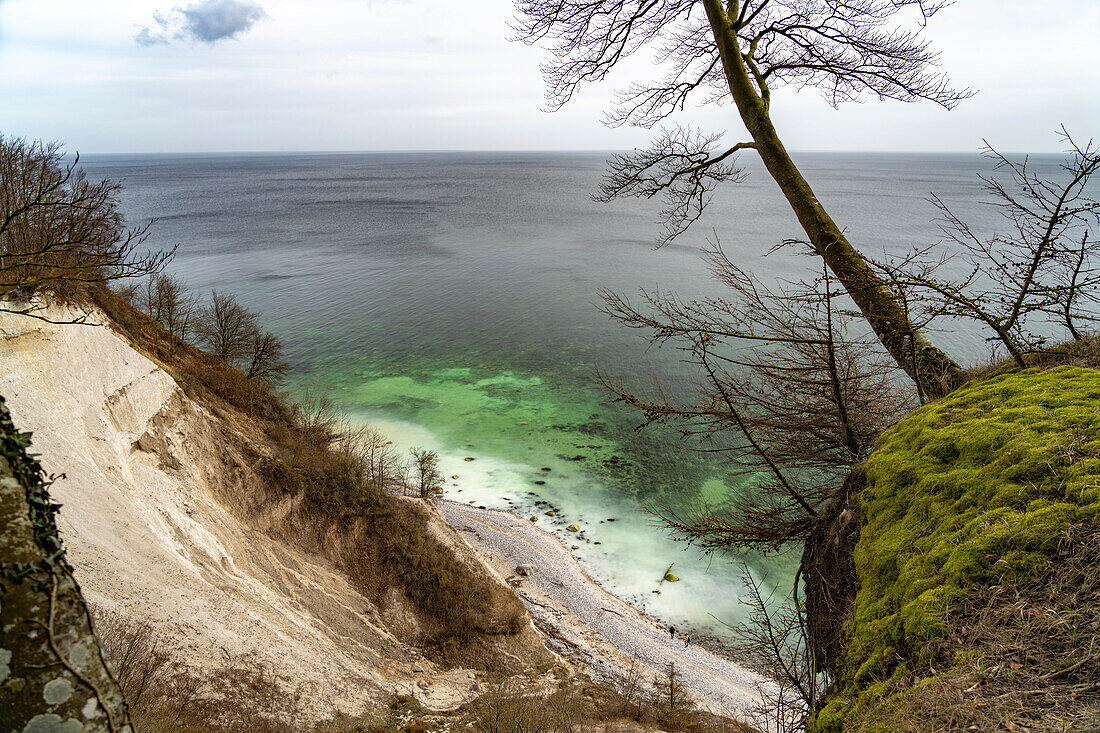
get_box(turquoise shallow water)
[81,150,1066,639]
[293,354,792,635]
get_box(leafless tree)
[141,273,198,352]
[241,330,288,417]
[244,331,289,387]
[0,136,172,299]
[409,447,443,498]
[597,241,914,550]
[729,568,816,733]
[873,132,1100,366]
[514,0,971,396]
[363,429,401,489]
[648,662,695,729]
[194,290,260,365]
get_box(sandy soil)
[440,501,775,724]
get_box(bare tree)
[244,331,289,387]
[597,241,914,550]
[514,0,970,396]
[648,662,694,729]
[242,331,288,417]
[0,136,172,299]
[873,132,1100,366]
[141,273,198,352]
[291,390,339,448]
[194,290,260,365]
[729,568,816,733]
[409,447,443,498]
[362,429,401,489]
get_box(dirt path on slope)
[439,501,775,724]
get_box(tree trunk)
[0,395,131,731]
[703,0,966,399]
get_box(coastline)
[438,499,775,721]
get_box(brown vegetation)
[0,136,171,303]
[93,608,307,732]
[834,526,1100,733]
[322,669,758,733]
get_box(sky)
[0,0,1096,154]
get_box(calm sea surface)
[80,151,1066,638]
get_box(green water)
[293,351,798,640]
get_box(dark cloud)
[180,0,267,42]
[135,0,267,46]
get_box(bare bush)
[474,677,583,733]
[93,609,305,732]
[93,609,177,722]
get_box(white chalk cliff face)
[0,303,481,722]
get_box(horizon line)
[77,147,1063,157]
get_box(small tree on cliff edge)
[410,447,443,498]
[514,0,971,397]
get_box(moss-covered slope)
[811,366,1100,732]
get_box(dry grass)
[355,671,759,733]
[965,335,1100,382]
[841,526,1100,733]
[93,608,306,732]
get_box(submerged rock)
[566,524,580,532]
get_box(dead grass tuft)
[843,525,1100,733]
[93,608,307,732]
[966,335,1100,382]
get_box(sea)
[79,150,1069,641]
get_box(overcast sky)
[0,0,1096,153]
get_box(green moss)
[808,366,1100,731]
